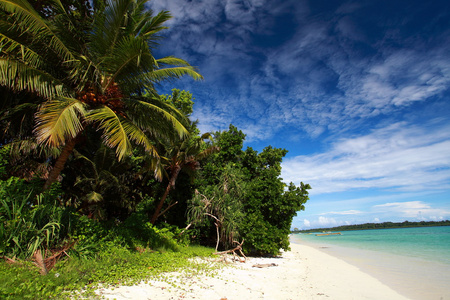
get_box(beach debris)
[252,263,278,268]
[214,239,247,263]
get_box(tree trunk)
[150,166,181,224]
[43,137,77,191]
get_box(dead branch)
[158,201,178,218]
[1,256,18,264]
[214,239,246,263]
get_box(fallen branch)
[214,239,246,263]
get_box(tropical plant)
[67,146,133,220]
[0,177,71,263]
[0,0,202,190]
[186,165,245,251]
[150,128,219,224]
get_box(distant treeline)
[294,220,450,233]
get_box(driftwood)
[252,263,278,268]
[214,239,247,263]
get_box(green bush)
[117,212,180,252]
[0,177,70,259]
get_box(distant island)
[293,220,450,233]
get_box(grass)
[0,244,218,299]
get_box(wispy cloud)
[320,210,363,215]
[151,0,450,142]
[281,120,450,194]
[372,201,450,219]
[297,201,450,228]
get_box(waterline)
[291,226,450,300]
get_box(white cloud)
[318,216,338,227]
[303,219,311,227]
[150,0,450,142]
[281,121,450,194]
[372,201,450,219]
[320,210,363,215]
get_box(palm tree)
[0,0,202,190]
[150,129,219,224]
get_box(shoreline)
[293,236,450,300]
[97,243,410,300]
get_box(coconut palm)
[0,0,202,190]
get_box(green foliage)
[0,243,215,299]
[195,126,311,256]
[0,177,70,259]
[161,89,195,117]
[117,213,180,252]
[187,165,245,249]
[0,146,8,177]
[239,147,310,256]
[215,125,246,168]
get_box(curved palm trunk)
[43,138,77,191]
[150,166,181,224]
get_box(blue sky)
[149,0,450,229]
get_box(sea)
[291,226,450,300]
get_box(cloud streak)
[281,120,450,194]
[151,0,450,142]
[298,200,450,229]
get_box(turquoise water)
[292,226,450,265]
[291,226,450,300]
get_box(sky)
[148,0,450,229]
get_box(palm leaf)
[146,66,203,82]
[125,98,189,139]
[102,35,150,90]
[0,0,74,62]
[90,0,132,57]
[0,31,45,69]
[119,116,159,158]
[34,97,87,147]
[0,59,67,98]
[86,106,133,161]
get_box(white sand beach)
[96,242,410,300]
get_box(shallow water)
[291,226,450,300]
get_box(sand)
[96,243,410,300]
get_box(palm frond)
[0,59,67,98]
[119,116,159,158]
[125,98,189,139]
[196,145,220,161]
[90,0,131,57]
[139,9,171,39]
[34,97,87,147]
[0,32,45,69]
[0,0,74,62]
[102,35,150,90]
[8,137,61,159]
[146,66,203,82]
[86,106,132,161]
